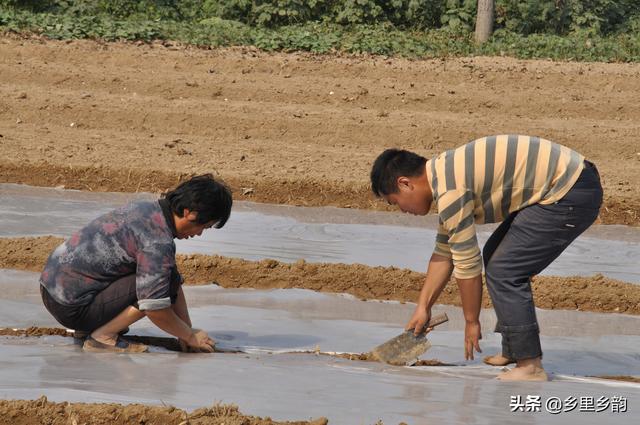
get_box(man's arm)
[145,307,192,340]
[437,189,484,360]
[406,253,453,334]
[134,238,213,352]
[172,286,192,327]
[457,274,483,360]
[145,307,214,353]
[171,286,201,352]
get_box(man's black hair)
[370,149,427,197]
[162,174,232,228]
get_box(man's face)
[178,220,216,239]
[175,210,217,239]
[383,177,432,215]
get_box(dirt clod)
[0,326,70,337]
[0,399,320,425]
[594,375,640,383]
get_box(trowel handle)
[427,313,449,328]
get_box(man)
[370,135,602,381]
[40,174,232,353]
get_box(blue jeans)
[483,161,603,360]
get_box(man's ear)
[397,176,412,192]
[183,209,199,222]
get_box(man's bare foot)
[89,331,147,352]
[83,336,148,353]
[483,353,516,366]
[497,357,548,381]
[90,331,118,346]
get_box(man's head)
[370,149,432,215]
[162,174,232,239]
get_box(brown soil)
[2,236,639,315]
[1,35,639,225]
[594,375,640,383]
[0,396,327,425]
[0,326,69,337]
[412,359,452,367]
[319,352,452,367]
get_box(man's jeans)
[482,161,603,360]
[41,268,182,333]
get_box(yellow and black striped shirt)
[427,135,585,279]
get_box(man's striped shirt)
[427,135,585,279]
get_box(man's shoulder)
[118,200,173,242]
[117,199,164,223]
[124,199,160,212]
[436,188,474,205]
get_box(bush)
[495,0,640,36]
[2,0,639,36]
[1,0,639,62]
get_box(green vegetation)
[1,0,639,61]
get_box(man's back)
[430,135,585,279]
[40,200,176,307]
[428,134,585,225]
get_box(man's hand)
[179,338,199,353]
[405,305,432,336]
[464,320,482,360]
[187,329,215,353]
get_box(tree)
[474,0,494,44]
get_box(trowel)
[369,313,449,366]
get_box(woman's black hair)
[162,174,232,228]
[370,149,427,197]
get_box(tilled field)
[2,34,639,423]
[0,35,639,224]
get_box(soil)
[0,396,328,425]
[290,350,450,366]
[412,359,452,367]
[321,352,452,367]
[1,35,639,225]
[594,375,640,383]
[3,33,639,423]
[0,326,69,337]
[2,236,639,315]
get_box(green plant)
[494,0,640,36]
[441,0,476,31]
[1,0,639,62]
